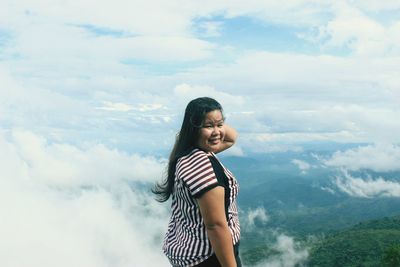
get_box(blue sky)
[1,1,400,266]
[1,1,400,156]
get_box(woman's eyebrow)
[204,119,224,124]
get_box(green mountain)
[308,215,400,267]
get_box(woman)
[153,97,241,267]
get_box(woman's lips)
[208,138,220,144]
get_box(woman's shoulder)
[179,147,208,160]
[177,148,210,167]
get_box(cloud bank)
[253,235,309,267]
[0,130,169,267]
[322,144,400,198]
[325,144,400,172]
[334,171,400,198]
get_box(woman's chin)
[208,144,220,152]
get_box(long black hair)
[152,97,223,202]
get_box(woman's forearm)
[206,223,236,267]
[214,124,238,153]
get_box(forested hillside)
[308,215,400,266]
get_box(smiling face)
[196,109,225,153]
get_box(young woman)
[153,97,241,267]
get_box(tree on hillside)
[382,244,400,267]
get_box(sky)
[1,1,400,266]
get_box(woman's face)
[196,109,225,153]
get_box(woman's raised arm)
[214,124,238,154]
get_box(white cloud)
[10,130,164,187]
[197,21,224,37]
[136,103,164,112]
[335,171,400,198]
[240,209,308,267]
[245,207,269,229]
[0,129,170,267]
[243,140,304,154]
[6,22,215,63]
[0,0,333,36]
[325,144,400,172]
[0,66,175,151]
[351,0,400,12]
[173,83,245,109]
[96,101,164,112]
[253,234,309,267]
[0,66,84,112]
[193,51,399,94]
[221,145,244,157]
[117,36,216,62]
[245,131,356,147]
[208,0,332,27]
[176,51,400,143]
[320,186,336,195]
[292,159,311,174]
[96,102,135,112]
[317,2,387,55]
[0,0,192,36]
[293,1,400,56]
[9,0,398,74]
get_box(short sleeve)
[177,150,221,198]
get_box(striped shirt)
[163,148,240,267]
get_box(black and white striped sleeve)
[177,150,221,198]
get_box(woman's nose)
[211,126,220,134]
